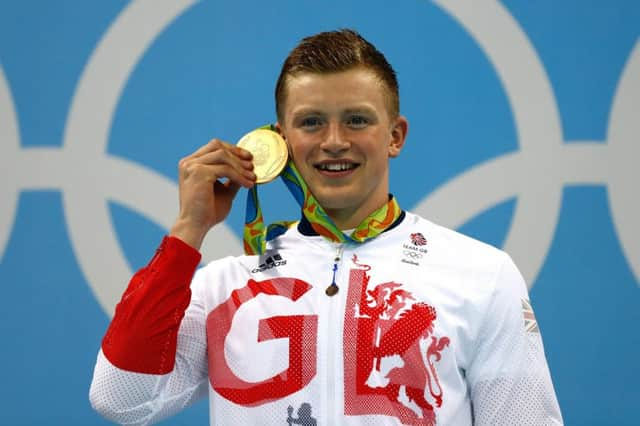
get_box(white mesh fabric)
[468,255,563,425]
[471,339,562,425]
[90,296,209,425]
[90,351,157,424]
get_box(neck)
[323,196,390,230]
[324,206,370,230]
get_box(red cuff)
[102,236,202,374]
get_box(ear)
[274,122,294,157]
[388,115,408,158]
[274,122,285,139]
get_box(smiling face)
[278,67,408,229]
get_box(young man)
[90,29,563,425]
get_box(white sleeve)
[467,254,563,425]
[89,285,209,425]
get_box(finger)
[215,179,244,199]
[207,163,256,188]
[189,138,227,158]
[234,145,253,160]
[180,148,251,179]
[193,150,255,178]
[191,138,253,161]
[179,152,255,188]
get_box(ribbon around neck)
[243,125,402,255]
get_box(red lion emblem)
[410,232,428,246]
[344,256,450,425]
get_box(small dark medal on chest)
[325,285,339,296]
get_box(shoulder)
[189,253,252,293]
[191,224,309,290]
[400,212,529,313]
[403,211,512,276]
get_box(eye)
[300,116,323,130]
[346,115,369,128]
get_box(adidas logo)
[251,253,287,273]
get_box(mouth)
[314,161,360,173]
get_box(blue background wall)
[0,1,638,424]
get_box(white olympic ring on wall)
[0,0,638,317]
[420,0,639,285]
[0,0,240,317]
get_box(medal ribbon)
[243,126,402,255]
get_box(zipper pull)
[326,245,343,296]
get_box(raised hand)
[169,138,256,250]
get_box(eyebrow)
[290,108,325,118]
[342,106,377,116]
[290,105,378,118]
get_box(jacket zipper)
[326,243,344,424]
[326,245,344,296]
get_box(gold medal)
[237,128,289,183]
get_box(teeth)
[318,163,355,171]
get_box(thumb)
[214,179,243,200]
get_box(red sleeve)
[101,236,202,374]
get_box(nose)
[320,121,349,155]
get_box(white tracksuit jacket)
[90,212,563,425]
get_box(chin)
[313,191,359,211]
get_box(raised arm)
[89,139,255,424]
